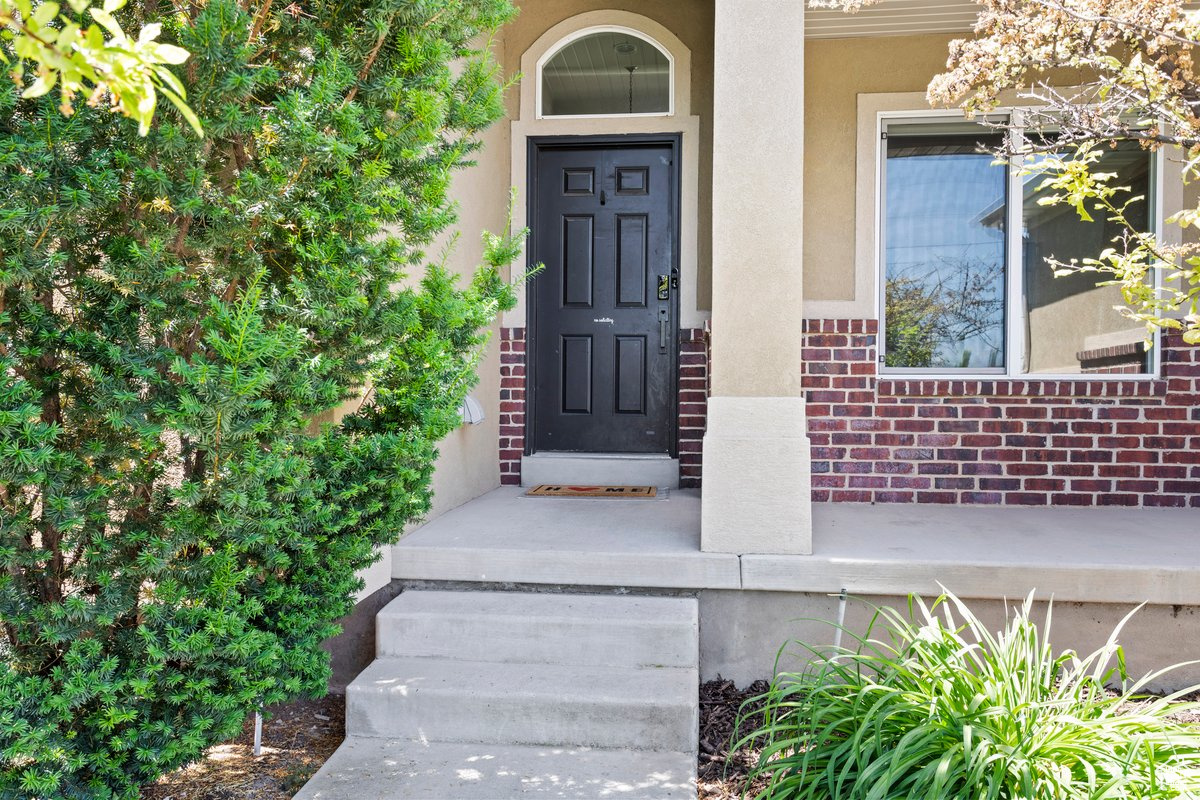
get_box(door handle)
[658,307,670,353]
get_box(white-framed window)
[537,26,673,119]
[877,112,1160,378]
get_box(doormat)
[526,485,658,498]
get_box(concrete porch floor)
[396,487,1200,606]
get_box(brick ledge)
[877,377,1168,400]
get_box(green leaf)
[136,20,161,42]
[31,1,59,26]
[85,7,120,37]
[160,85,202,136]
[735,590,1200,800]
[21,69,58,98]
[154,43,189,64]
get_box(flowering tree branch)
[814,0,1200,342]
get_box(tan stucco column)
[702,0,812,555]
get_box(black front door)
[530,140,678,454]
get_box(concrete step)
[305,591,701,799]
[295,738,696,799]
[521,452,680,489]
[377,590,698,668]
[345,656,698,751]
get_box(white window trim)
[535,25,675,120]
[874,107,1164,381]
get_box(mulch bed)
[141,695,345,800]
[697,678,772,800]
[140,680,1200,799]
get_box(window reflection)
[884,133,1007,370]
[1022,142,1151,374]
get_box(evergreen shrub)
[0,0,519,796]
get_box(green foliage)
[1027,143,1200,345]
[884,276,940,368]
[737,591,1200,800]
[0,0,519,796]
[0,0,198,134]
[884,260,1004,370]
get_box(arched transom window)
[539,28,673,118]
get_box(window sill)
[876,376,1168,399]
[537,112,673,121]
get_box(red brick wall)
[803,319,1200,507]
[498,327,710,487]
[499,327,525,486]
[678,327,710,488]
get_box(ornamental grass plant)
[736,591,1200,800]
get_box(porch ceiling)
[805,0,978,39]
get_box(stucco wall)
[458,19,1184,378]
[396,16,1193,526]
[700,589,1200,693]
[492,18,975,315]
[388,3,713,566]
[804,33,958,303]
[803,35,1179,375]
[502,8,951,312]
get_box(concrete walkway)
[296,739,696,798]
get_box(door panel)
[563,168,594,195]
[616,215,649,308]
[615,336,647,415]
[531,142,676,454]
[562,216,594,307]
[560,336,593,414]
